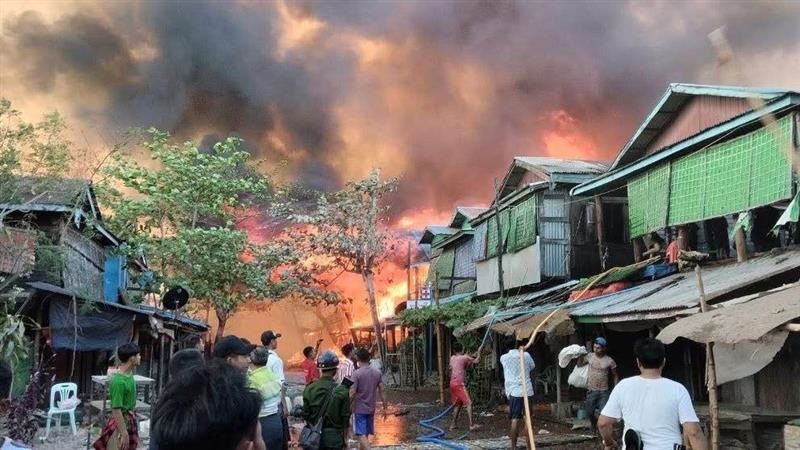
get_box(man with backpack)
[302,351,351,450]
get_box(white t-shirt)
[601,376,699,450]
[267,350,286,385]
[500,349,535,398]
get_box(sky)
[2,0,798,228]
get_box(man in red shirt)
[301,345,321,384]
[449,342,480,431]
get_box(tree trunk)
[215,308,228,343]
[362,271,387,369]
[342,309,359,344]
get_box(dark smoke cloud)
[2,0,799,217]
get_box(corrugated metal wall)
[453,237,477,294]
[539,192,570,278]
[644,95,753,157]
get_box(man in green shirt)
[94,343,141,450]
[302,351,351,450]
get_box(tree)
[0,99,73,396]
[100,129,329,341]
[289,169,397,366]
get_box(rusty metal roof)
[657,283,800,344]
[570,249,800,322]
[513,157,607,175]
[610,83,793,170]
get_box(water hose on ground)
[416,404,469,450]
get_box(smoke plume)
[2,0,799,218]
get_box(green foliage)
[0,99,72,203]
[285,169,398,361]
[99,129,334,338]
[397,299,497,332]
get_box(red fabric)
[449,382,471,406]
[92,411,139,450]
[569,287,605,301]
[666,241,680,264]
[602,281,632,294]
[301,358,320,384]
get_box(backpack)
[299,383,337,450]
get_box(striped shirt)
[337,357,354,383]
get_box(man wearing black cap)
[213,335,254,371]
[303,351,351,450]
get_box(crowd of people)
[92,331,385,450]
[88,329,708,450]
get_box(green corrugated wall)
[628,115,794,237]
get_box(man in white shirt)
[336,343,356,383]
[499,342,535,450]
[598,338,707,450]
[261,330,288,450]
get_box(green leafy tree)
[99,129,332,341]
[289,169,397,366]
[1,99,74,395]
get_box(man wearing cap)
[213,335,254,371]
[578,337,619,433]
[261,330,288,449]
[302,351,351,450]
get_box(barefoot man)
[449,342,480,432]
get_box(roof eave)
[571,93,800,197]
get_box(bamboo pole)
[434,272,445,404]
[514,266,621,449]
[695,265,720,450]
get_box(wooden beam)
[594,195,606,271]
[696,266,720,450]
[633,236,645,263]
[734,224,748,263]
[434,272,445,404]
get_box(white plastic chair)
[44,382,79,439]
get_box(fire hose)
[416,404,469,450]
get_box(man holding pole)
[448,342,481,432]
[500,341,535,450]
[598,338,706,450]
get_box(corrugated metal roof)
[1,176,91,208]
[570,249,800,320]
[611,83,794,170]
[514,157,607,175]
[29,281,209,331]
[456,207,486,219]
[419,226,458,244]
[657,282,800,344]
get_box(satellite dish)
[162,286,189,310]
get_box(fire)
[542,110,602,160]
[395,208,454,230]
[378,279,408,319]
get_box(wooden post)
[556,365,562,418]
[734,219,748,263]
[677,226,689,251]
[594,196,606,270]
[633,236,645,263]
[695,265,720,450]
[412,328,418,391]
[434,272,445,404]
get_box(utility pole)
[695,265,720,450]
[434,271,445,404]
[493,178,505,300]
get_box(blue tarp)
[49,298,134,351]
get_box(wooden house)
[471,157,607,297]
[1,177,208,399]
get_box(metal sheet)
[658,283,800,344]
[570,249,800,319]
